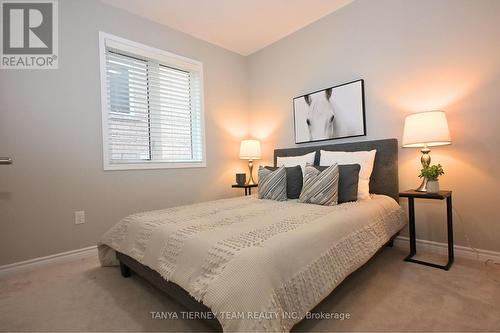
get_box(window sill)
[103,161,206,171]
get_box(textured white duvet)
[99,195,406,332]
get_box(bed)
[98,138,406,332]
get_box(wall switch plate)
[75,210,85,225]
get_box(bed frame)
[116,138,400,331]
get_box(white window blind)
[99,32,205,170]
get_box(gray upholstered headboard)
[274,138,399,202]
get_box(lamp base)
[415,177,428,192]
[246,159,256,185]
[415,145,431,192]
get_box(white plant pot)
[426,180,440,193]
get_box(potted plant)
[419,164,445,193]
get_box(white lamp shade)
[239,140,261,160]
[402,111,451,148]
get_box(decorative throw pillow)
[258,166,287,201]
[299,163,339,206]
[312,164,360,203]
[319,150,376,200]
[264,165,303,199]
[276,151,316,175]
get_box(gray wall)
[0,0,249,265]
[247,0,500,252]
[2,0,500,266]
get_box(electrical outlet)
[75,210,85,225]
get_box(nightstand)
[399,190,454,270]
[232,184,258,196]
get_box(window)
[99,32,205,170]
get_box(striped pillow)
[299,163,339,206]
[258,166,287,201]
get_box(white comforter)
[98,195,406,332]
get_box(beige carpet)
[1,247,499,332]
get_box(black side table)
[232,184,258,196]
[399,190,454,270]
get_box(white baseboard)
[2,237,499,278]
[394,236,500,262]
[0,245,98,278]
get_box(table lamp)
[239,139,261,185]
[402,111,451,192]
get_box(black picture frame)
[293,79,366,144]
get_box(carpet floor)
[0,247,499,332]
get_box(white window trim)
[98,31,206,171]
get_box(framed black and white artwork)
[293,79,366,144]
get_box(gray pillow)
[258,166,287,201]
[264,165,303,199]
[299,164,339,206]
[312,164,360,203]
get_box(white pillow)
[319,149,377,200]
[277,151,316,175]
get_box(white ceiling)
[101,0,354,56]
